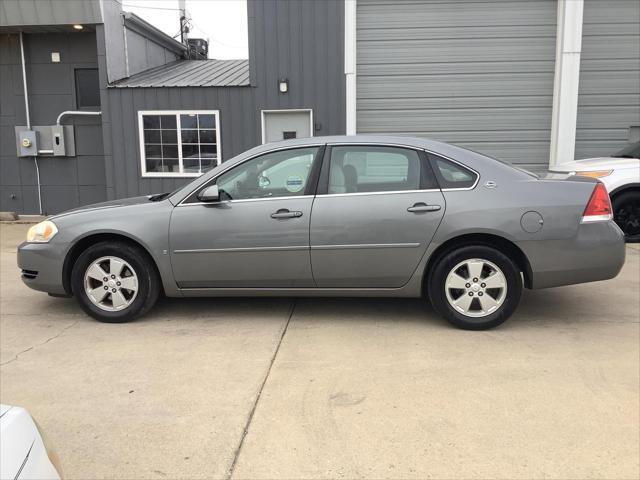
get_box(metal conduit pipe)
[56,110,102,126]
[19,31,43,215]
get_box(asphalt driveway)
[1,222,638,480]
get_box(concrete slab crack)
[226,299,296,480]
[1,320,79,366]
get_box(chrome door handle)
[407,203,441,213]
[270,209,303,219]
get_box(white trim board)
[549,0,584,167]
[344,0,357,135]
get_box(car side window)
[215,147,319,200]
[429,154,478,189]
[328,146,427,194]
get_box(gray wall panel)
[0,0,102,27]
[356,0,557,164]
[575,0,640,159]
[102,0,344,201]
[0,32,106,214]
[124,28,180,77]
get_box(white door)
[262,110,312,143]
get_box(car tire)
[71,241,160,323]
[427,245,522,330]
[612,190,640,243]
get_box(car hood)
[50,195,158,220]
[552,157,640,172]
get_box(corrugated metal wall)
[356,0,557,164]
[102,0,345,201]
[102,86,256,200]
[0,32,106,214]
[575,0,640,159]
[247,0,345,131]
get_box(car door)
[169,146,323,288]
[310,144,446,288]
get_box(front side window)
[328,146,428,194]
[429,154,478,189]
[139,111,220,177]
[215,147,319,200]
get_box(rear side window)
[328,146,435,194]
[429,154,478,189]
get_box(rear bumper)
[521,220,626,289]
[17,242,67,295]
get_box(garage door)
[356,0,557,164]
[575,0,640,160]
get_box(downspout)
[19,31,43,215]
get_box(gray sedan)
[18,136,625,330]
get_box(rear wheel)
[612,191,640,243]
[428,245,522,330]
[71,242,160,323]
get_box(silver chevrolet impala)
[18,136,625,330]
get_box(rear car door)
[310,144,446,288]
[169,146,322,288]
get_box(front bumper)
[17,241,67,296]
[521,220,626,289]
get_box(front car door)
[169,146,322,288]
[310,144,446,288]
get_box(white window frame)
[260,108,314,144]
[138,109,222,178]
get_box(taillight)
[581,182,613,223]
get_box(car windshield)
[612,142,640,159]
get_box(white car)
[550,142,640,242]
[0,405,61,480]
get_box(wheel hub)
[83,256,139,312]
[444,258,508,318]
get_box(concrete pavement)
[1,223,638,479]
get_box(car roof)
[253,134,451,152]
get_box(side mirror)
[197,185,220,202]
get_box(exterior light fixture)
[278,78,289,94]
[73,24,83,30]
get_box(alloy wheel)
[444,258,507,318]
[83,256,139,311]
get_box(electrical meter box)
[15,125,75,157]
[17,130,38,156]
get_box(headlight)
[574,170,613,179]
[26,220,58,243]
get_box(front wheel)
[427,245,522,330]
[71,241,160,323]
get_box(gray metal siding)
[575,0,640,159]
[124,27,181,77]
[103,86,257,200]
[248,0,345,134]
[0,0,102,27]
[0,32,106,214]
[102,0,345,201]
[356,0,557,164]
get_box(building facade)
[1,0,638,215]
